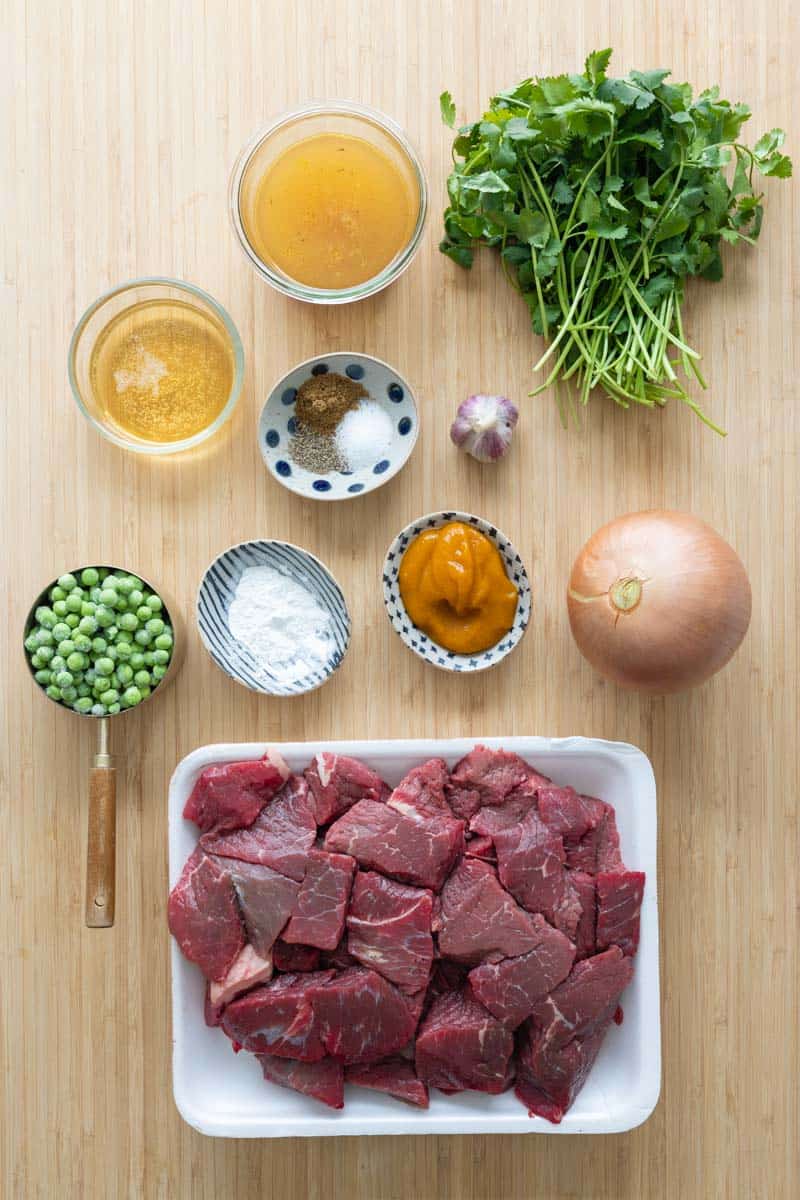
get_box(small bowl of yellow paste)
[69,278,244,455]
[382,512,531,672]
[229,102,427,304]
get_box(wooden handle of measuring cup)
[85,765,116,927]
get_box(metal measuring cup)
[23,565,183,928]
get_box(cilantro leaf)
[440,91,456,128]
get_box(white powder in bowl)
[227,564,333,684]
[336,400,394,472]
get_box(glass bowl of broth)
[229,102,428,304]
[69,279,244,455]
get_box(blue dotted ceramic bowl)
[258,353,418,501]
[382,512,531,673]
[197,540,351,696]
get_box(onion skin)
[567,510,752,694]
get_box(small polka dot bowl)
[197,540,351,697]
[258,352,418,501]
[382,511,532,673]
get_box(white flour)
[228,564,332,683]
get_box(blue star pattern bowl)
[196,540,351,696]
[258,353,419,501]
[382,512,531,673]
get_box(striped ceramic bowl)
[196,540,351,696]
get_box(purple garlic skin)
[449,394,519,462]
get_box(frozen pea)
[53,599,68,617]
[52,622,71,642]
[139,686,151,699]
[57,639,76,657]
[129,651,146,670]
[31,650,46,668]
[103,689,120,705]
[145,617,165,636]
[61,686,78,703]
[91,704,106,717]
[35,669,52,685]
[35,606,57,628]
[55,670,74,688]
[115,663,134,686]
[77,683,91,698]
[106,625,118,640]
[152,664,167,681]
[106,645,119,662]
[57,573,77,592]
[80,600,96,617]
[128,589,144,608]
[46,685,62,701]
[50,655,66,673]
[95,657,115,676]
[24,633,39,654]
[74,697,93,713]
[73,633,92,651]
[37,645,55,664]
[99,587,118,607]
[78,615,97,634]
[146,594,163,612]
[134,629,151,647]
[115,641,132,661]
[135,605,151,622]
[122,686,142,707]
[81,567,100,586]
[127,575,143,589]
[106,703,121,715]
[50,585,66,602]
[66,651,85,671]
[65,613,79,629]
[93,675,112,695]
[35,628,55,647]
[114,595,128,611]
[95,606,114,628]
[116,576,134,595]
[98,568,109,580]
[117,629,134,644]
[65,593,83,613]
[90,637,107,655]
[90,586,102,603]
[134,670,151,688]
[119,612,138,631]
[143,651,155,667]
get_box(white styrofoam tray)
[169,737,660,1138]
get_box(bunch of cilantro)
[439,50,791,431]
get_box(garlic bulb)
[450,394,519,463]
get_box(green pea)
[94,657,114,676]
[106,702,121,715]
[114,594,129,611]
[139,686,151,699]
[52,622,71,642]
[50,655,66,673]
[57,639,76,657]
[152,664,167,681]
[127,575,143,589]
[37,645,55,663]
[145,617,165,636]
[61,686,77,703]
[129,651,146,670]
[78,615,97,635]
[99,587,118,607]
[81,600,96,617]
[95,606,114,628]
[122,686,142,707]
[133,605,149,622]
[24,633,38,653]
[50,585,66,602]
[115,663,134,686]
[74,697,93,713]
[65,593,83,613]
[128,589,144,608]
[73,633,92,651]
[143,651,155,667]
[35,606,57,628]
[146,594,163,612]
[98,568,109,580]
[93,675,112,695]
[91,704,106,717]
[53,599,68,617]
[35,628,54,647]
[117,629,134,643]
[81,567,100,586]
[35,669,52,685]
[119,612,139,631]
[115,641,133,661]
[89,638,106,656]
[134,670,151,688]
[31,650,45,668]
[134,629,151,647]
[66,651,85,671]
[57,574,77,592]
[103,689,120,705]
[116,576,134,595]
[90,587,102,603]
[55,671,73,688]
[46,685,62,701]
[77,683,91,698]
[65,613,79,629]
[106,625,118,640]
[106,645,119,663]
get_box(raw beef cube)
[221,970,335,1060]
[211,858,300,957]
[346,1058,429,1108]
[434,858,544,964]
[167,849,244,982]
[258,1054,344,1110]
[515,1022,607,1124]
[202,775,316,881]
[304,752,387,825]
[537,787,604,841]
[571,871,597,960]
[565,803,623,874]
[416,989,514,1095]
[465,833,495,860]
[445,745,549,819]
[595,870,645,957]
[314,967,424,1064]
[469,789,537,839]
[468,916,575,1027]
[346,871,434,993]
[387,759,453,822]
[324,800,464,891]
[530,946,634,1048]
[273,941,321,973]
[205,944,273,1026]
[494,810,582,938]
[182,749,290,834]
[282,849,356,950]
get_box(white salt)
[228,564,332,684]
[336,400,394,471]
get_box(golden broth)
[245,132,419,289]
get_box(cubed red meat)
[205,944,273,1026]
[167,848,244,982]
[346,871,434,993]
[282,849,356,950]
[258,1054,344,1109]
[468,916,575,1027]
[571,870,597,960]
[530,946,634,1048]
[202,774,316,882]
[434,858,544,964]
[212,857,300,958]
[537,787,604,841]
[445,745,549,820]
[468,789,537,839]
[416,989,514,1095]
[345,1058,429,1108]
[314,967,424,1064]
[221,970,336,1060]
[565,802,623,874]
[324,800,464,891]
[494,809,582,938]
[515,1023,607,1124]
[465,833,496,861]
[182,749,291,834]
[304,752,387,825]
[273,941,321,973]
[387,758,453,822]
[595,870,645,957]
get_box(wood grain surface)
[2,1,797,1197]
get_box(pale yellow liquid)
[246,133,418,289]
[89,299,235,443]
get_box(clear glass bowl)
[68,278,244,455]
[229,101,428,304]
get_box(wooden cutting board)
[2,1,797,1196]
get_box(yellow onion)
[567,510,752,693]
